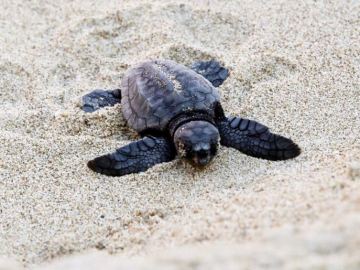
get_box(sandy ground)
[0,0,359,269]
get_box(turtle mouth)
[192,156,212,166]
[189,149,215,167]
[187,142,218,167]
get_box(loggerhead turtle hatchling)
[82,59,300,176]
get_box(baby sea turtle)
[82,59,300,176]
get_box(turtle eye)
[185,145,195,158]
[210,145,217,155]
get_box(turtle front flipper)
[191,60,229,87]
[217,117,301,160]
[82,89,121,112]
[87,136,175,176]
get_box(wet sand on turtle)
[0,0,359,269]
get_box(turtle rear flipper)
[82,89,121,112]
[87,136,175,176]
[218,117,300,160]
[191,60,229,87]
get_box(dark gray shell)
[121,60,220,133]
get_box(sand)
[0,0,359,269]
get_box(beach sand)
[0,0,359,269]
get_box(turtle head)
[173,120,219,167]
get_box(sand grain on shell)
[0,0,359,269]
